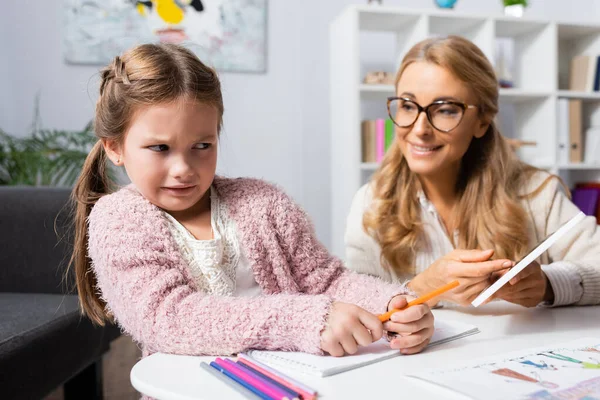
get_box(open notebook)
[245,318,479,377]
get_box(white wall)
[2,0,600,249]
[0,5,15,133]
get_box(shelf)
[495,18,548,37]
[331,6,600,259]
[499,89,551,102]
[536,165,556,171]
[360,162,380,171]
[557,23,600,40]
[360,84,394,101]
[362,86,553,102]
[429,15,487,36]
[360,84,394,92]
[358,7,422,32]
[557,90,600,100]
[363,161,600,171]
[557,24,600,92]
[558,163,600,170]
[361,162,563,171]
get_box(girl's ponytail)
[69,140,112,325]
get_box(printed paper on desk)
[245,318,479,378]
[471,211,586,307]
[406,337,600,400]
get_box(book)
[569,55,591,91]
[584,127,600,164]
[406,337,600,400]
[594,55,600,91]
[245,318,479,378]
[568,99,583,163]
[572,188,600,216]
[361,120,376,163]
[569,55,600,92]
[375,119,385,162]
[575,182,600,224]
[586,56,599,92]
[557,98,570,165]
[384,119,394,151]
[471,211,586,307]
[362,119,395,163]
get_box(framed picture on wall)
[63,0,267,73]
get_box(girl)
[70,43,435,361]
[345,36,600,308]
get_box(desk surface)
[130,303,600,400]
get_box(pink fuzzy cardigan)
[87,177,409,357]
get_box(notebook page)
[246,318,479,377]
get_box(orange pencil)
[378,280,460,322]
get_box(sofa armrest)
[0,186,75,294]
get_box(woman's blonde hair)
[363,35,553,275]
[70,43,224,324]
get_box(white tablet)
[471,211,586,307]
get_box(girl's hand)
[383,296,434,354]
[408,249,513,306]
[321,302,383,357]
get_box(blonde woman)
[345,36,600,308]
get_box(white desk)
[130,303,600,400]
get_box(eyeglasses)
[387,97,478,133]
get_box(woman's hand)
[383,296,434,354]
[320,302,383,357]
[408,249,513,306]
[492,261,554,307]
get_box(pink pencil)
[237,355,316,400]
[215,358,293,400]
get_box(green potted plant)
[503,0,528,17]
[0,99,97,186]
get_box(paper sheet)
[408,338,600,400]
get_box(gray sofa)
[0,187,120,400]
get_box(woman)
[345,36,600,308]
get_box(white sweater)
[344,172,600,306]
[164,187,261,298]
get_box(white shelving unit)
[329,5,600,259]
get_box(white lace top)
[164,187,261,297]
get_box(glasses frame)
[387,97,478,133]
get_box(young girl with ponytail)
[70,43,435,364]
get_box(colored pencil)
[216,357,292,400]
[236,360,302,400]
[201,362,262,400]
[238,354,317,398]
[222,358,297,400]
[237,356,316,400]
[378,280,460,322]
[209,361,272,400]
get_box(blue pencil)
[200,362,262,400]
[236,361,301,400]
[209,361,274,400]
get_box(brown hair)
[363,36,554,275]
[70,43,224,324]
